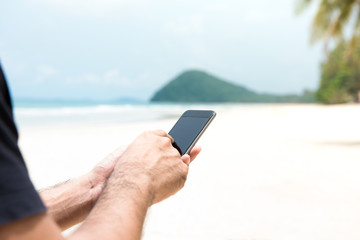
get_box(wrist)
[110,163,154,206]
[40,175,95,230]
[73,166,152,240]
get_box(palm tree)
[297,0,360,53]
[297,0,360,103]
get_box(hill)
[150,70,315,103]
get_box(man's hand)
[41,135,200,231]
[88,136,201,205]
[87,135,201,207]
[112,130,194,205]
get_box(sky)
[0,0,322,101]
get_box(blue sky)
[0,0,321,101]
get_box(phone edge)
[184,111,216,155]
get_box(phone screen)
[169,116,211,156]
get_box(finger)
[99,145,127,168]
[188,145,202,163]
[181,154,191,166]
[153,130,174,143]
[152,129,168,137]
[100,155,117,170]
[92,151,119,179]
[112,145,127,158]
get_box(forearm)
[39,146,123,231]
[1,171,152,240]
[39,174,96,231]
[69,166,152,240]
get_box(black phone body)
[168,110,216,156]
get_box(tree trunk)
[358,90,360,103]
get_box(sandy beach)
[17,104,360,240]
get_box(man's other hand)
[112,130,200,205]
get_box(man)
[0,63,201,239]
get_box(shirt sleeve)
[0,64,46,226]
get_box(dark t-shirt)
[0,64,46,226]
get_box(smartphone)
[168,110,216,156]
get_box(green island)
[150,70,315,103]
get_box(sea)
[13,99,234,128]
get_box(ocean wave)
[14,104,189,117]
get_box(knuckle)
[164,137,172,145]
[160,129,167,134]
[159,136,172,147]
[179,175,187,188]
[157,129,167,136]
[172,149,181,158]
[181,172,188,183]
[143,130,154,138]
[179,165,188,185]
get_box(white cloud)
[65,70,131,86]
[164,15,205,37]
[38,65,57,76]
[103,70,132,85]
[35,65,58,83]
[30,0,148,17]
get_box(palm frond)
[307,0,360,47]
[310,0,334,43]
[295,0,314,15]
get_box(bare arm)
[39,176,94,231]
[39,146,124,230]
[0,131,201,240]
